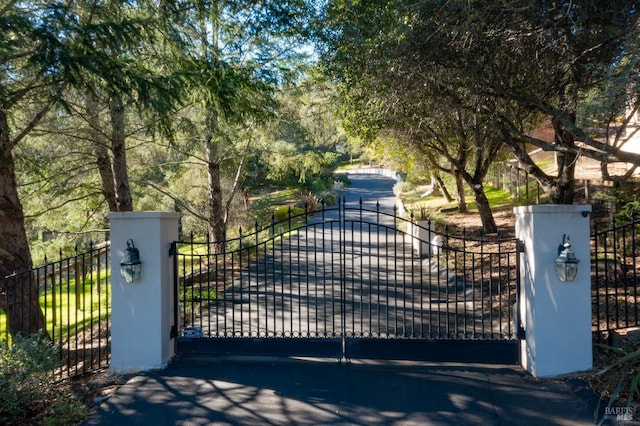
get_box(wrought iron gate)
[173,200,521,363]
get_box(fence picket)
[591,217,640,340]
[0,242,111,380]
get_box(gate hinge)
[170,325,178,339]
[516,240,525,253]
[169,244,176,257]
[517,326,526,340]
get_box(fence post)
[584,180,591,203]
[108,211,181,374]
[514,204,592,377]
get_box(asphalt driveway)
[85,355,600,425]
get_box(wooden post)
[584,180,591,203]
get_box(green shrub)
[320,191,337,206]
[618,200,640,221]
[393,181,412,196]
[307,178,330,194]
[1,332,56,421]
[409,203,432,221]
[273,206,305,222]
[333,174,350,187]
[594,180,640,222]
[296,191,319,212]
[0,332,87,425]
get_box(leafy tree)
[1,2,83,336]
[318,0,640,205]
[0,1,180,337]
[410,109,504,233]
[156,0,313,247]
[17,2,321,246]
[317,0,506,232]
[258,84,343,192]
[444,0,640,202]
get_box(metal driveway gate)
[173,201,521,363]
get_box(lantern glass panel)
[120,239,142,283]
[121,263,142,283]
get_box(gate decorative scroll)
[173,200,521,363]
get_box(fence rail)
[0,242,111,380]
[591,217,640,338]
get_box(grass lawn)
[468,184,513,210]
[250,187,299,220]
[0,314,6,341]
[0,271,110,344]
[401,183,514,220]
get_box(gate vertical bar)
[633,221,638,327]
[322,206,328,337]
[516,239,524,339]
[376,201,382,337]
[340,198,347,361]
[393,204,398,337]
[172,241,179,350]
[593,222,600,334]
[358,200,364,336]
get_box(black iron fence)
[592,217,640,338]
[0,242,111,380]
[174,201,521,362]
[2,211,634,373]
[430,223,521,340]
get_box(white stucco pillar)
[514,204,592,377]
[108,211,181,374]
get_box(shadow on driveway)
[85,355,598,425]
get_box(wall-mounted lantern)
[120,239,142,283]
[555,234,579,282]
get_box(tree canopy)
[317,0,640,205]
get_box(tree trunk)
[0,110,47,337]
[454,169,467,213]
[471,183,497,234]
[505,138,559,201]
[205,137,225,251]
[433,172,453,202]
[87,95,118,211]
[110,95,133,211]
[550,116,577,204]
[223,138,250,227]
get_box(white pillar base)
[514,205,592,377]
[108,211,180,374]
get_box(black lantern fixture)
[555,234,579,282]
[120,239,142,283]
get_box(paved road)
[335,174,398,214]
[85,356,599,425]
